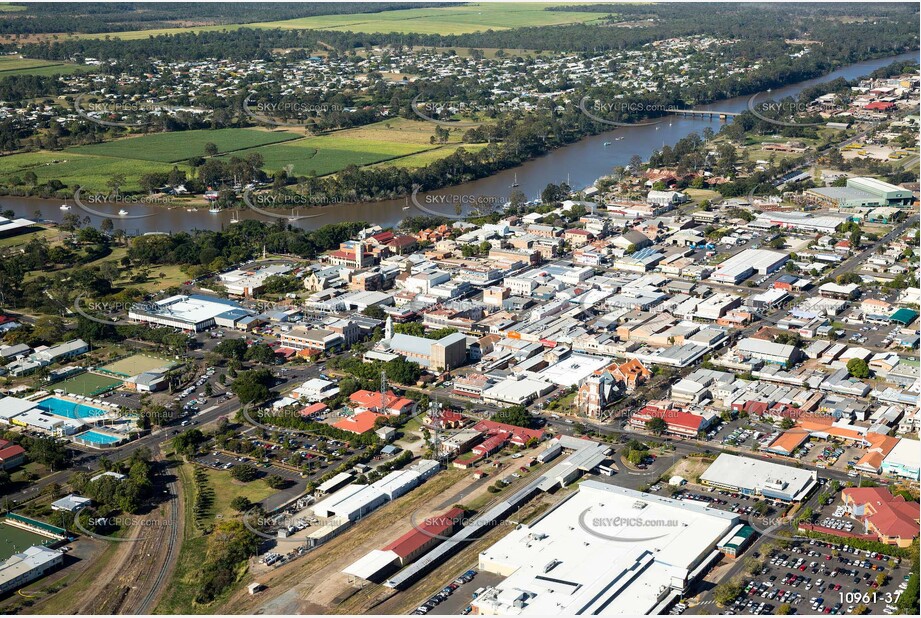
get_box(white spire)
[384,314,393,340]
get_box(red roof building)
[472,433,509,457]
[472,419,545,446]
[381,507,464,565]
[0,440,26,470]
[842,487,919,548]
[299,402,328,418]
[864,101,896,112]
[349,390,417,416]
[333,410,384,434]
[629,403,710,438]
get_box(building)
[473,481,738,616]
[349,390,417,416]
[332,410,384,434]
[630,403,712,438]
[128,294,247,332]
[0,439,25,470]
[700,454,817,502]
[736,337,800,366]
[881,439,920,480]
[279,326,344,354]
[841,487,919,548]
[368,317,467,371]
[219,264,292,296]
[806,177,914,209]
[717,524,756,558]
[0,545,64,595]
[0,216,37,239]
[711,249,788,284]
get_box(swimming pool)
[37,397,107,420]
[76,430,122,445]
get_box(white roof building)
[474,481,738,615]
[700,454,817,501]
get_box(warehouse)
[807,177,914,209]
[711,249,788,284]
[473,481,738,615]
[481,375,555,405]
[700,453,818,501]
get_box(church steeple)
[384,314,393,340]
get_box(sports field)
[72,3,606,39]
[68,128,300,163]
[55,372,124,396]
[0,523,49,561]
[100,353,176,377]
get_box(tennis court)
[99,353,176,378]
[56,372,123,396]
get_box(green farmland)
[71,3,606,39]
[68,128,301,163]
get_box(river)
[1,50,917,234]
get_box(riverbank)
[0,51,915,234]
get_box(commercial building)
[0,545,64,595]
[279,327,344,353]
[881,439,920,480]
[473,481,738,615]
[367,317,466,371]
[700,453,817,502]
[0,216,37,239]
[128,294,247,332]
[218,263,292,296]
[841,487,919,548]
[481,376,555,405]
[736,337,800,366]
[711,249,788,284]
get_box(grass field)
[70,3,606,39]
[380,143,488,168]
[0,56,89,76]
[0,522,50,561]
[100,353,176,378]
[68,128,300,163]
[221,119,456,176]
[55,372,124,396]
[0,151,192,193]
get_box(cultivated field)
[100,353,176,378]
[69,3,606,39]
[68,128,300,163]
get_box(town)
[0,3,918,618]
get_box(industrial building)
[736,337,800,366]
[711,249,788,284]
[311,460,439,521]
[473,481,738,615]
[806,177,914,209]
[700,453,818,502]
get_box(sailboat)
[402,197,410,211]
[230,210,240,224]
[59,204,71,211]
[615,136,624,141]
[118,209,128,216]
[288,209,299,221]
[603,141,612,147]
[510,173,519,188]
[208,205,220,214]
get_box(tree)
[265,474,289,490]
[204,142,218,156]
[645,417,668,435]
[230,463,259,482]
[714,580,742,607]
[230,368,273,405]
[846,358,870,379]
[229,496,252,512]
[780,417,795,430]
[214,338,248,361]
[776,603,792,614]
[362,305,386,320]
[245,343,277,365]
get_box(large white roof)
[475,481,737,615]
